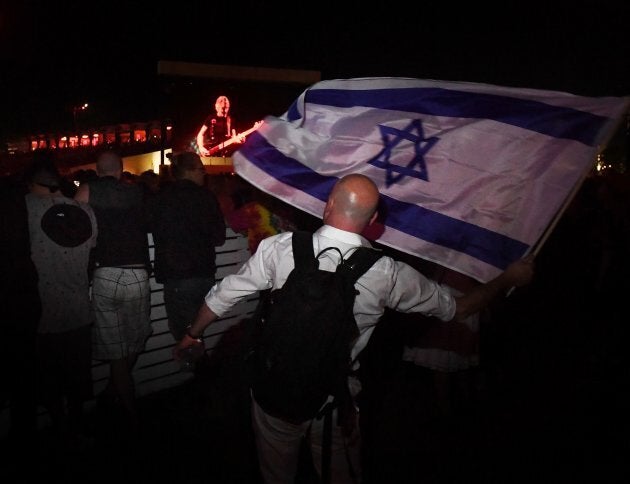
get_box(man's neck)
[30,184,60,197]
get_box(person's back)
[26,169,97,334]
[87,172,149,270]
[74,150,152,434]
[248,230,383,427]
[149,151,226,346]
[24,153,98,443]
[176,173,535,484]
[151,155,225,282]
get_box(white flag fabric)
[233,77,629,282]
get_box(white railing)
[0,229,254,437]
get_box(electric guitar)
[205,120,263,156]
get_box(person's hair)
[96,150,123,177]
[171,151,202,180]
[215,95,230,115]
[24,150,62,192]
[140,169,158,179]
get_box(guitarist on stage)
[196,95,242,157]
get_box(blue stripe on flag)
[288,87,608,146]
[238,133,529,269]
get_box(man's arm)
[173,302,218,358]
[453,255,534,320]
[172,233,283,357]
[197,125,210,156]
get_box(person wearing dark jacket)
[75,150,152,432]
[149,152,226,344]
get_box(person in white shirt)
[175,173,534,484]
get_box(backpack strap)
[321,402,334,484]
[341,246,383,284]
[291,231,318,271]
[292,231,382,278]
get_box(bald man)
[75,151,152,434]
[176,174,534,484]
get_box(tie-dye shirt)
[227,201,296,254]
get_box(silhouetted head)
[96,151,123,178]
[171,151,206,186]
[25,150,61,193]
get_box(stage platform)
[201,156,234,174]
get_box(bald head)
[323,174,380,233]
[96,151,123,178]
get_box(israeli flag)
[233,77,629,282]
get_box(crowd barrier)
[0,229,255,437]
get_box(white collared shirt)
[205,225,456,365]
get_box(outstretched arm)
[173,302,218,359]
[173,234,276,358]
[197,125,210,156]
[453,255,534,320]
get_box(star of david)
[368,119,438,187]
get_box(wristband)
[186,325,203,342]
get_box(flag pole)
[506,107,629,297]
[529,107,630,259]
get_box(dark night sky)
[1,1,628,140]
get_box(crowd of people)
[1,144,628,483]
[0,148,309,453]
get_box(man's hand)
[173,334,199,361]
[173,304,218,360]
[503,254,535,288]
[453,253,535,320]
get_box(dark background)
[1,1,628,141]
[1,4,628,481]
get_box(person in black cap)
[24,151,98,446]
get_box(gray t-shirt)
[26,193,98,333]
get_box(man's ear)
[368,210,378,226]
[323,198,334,220]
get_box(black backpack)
[248,230,382,424]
